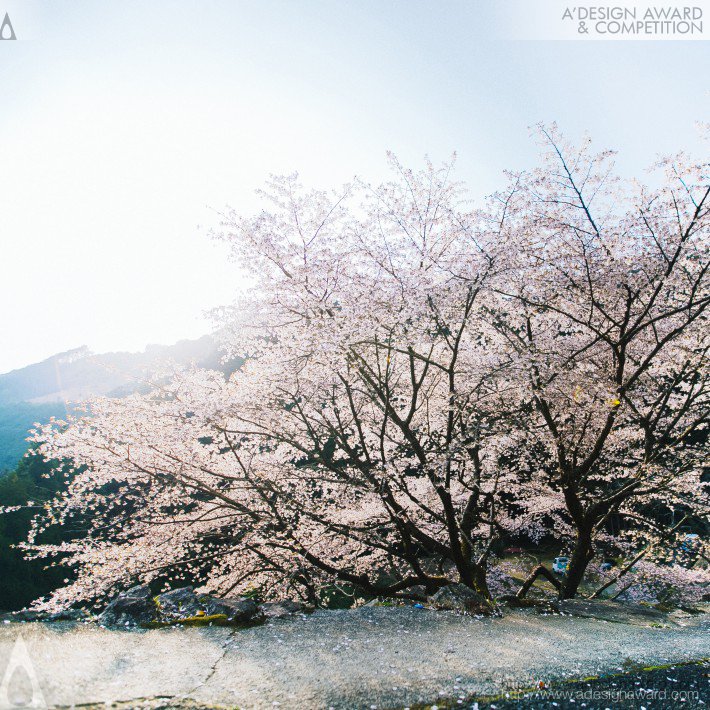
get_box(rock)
[407,585,428,601]
[260,600,306,619]
[157,587,262,625]
[428,584,496,615]
[48,609,89,622]
[202,596,261,623]
[557,599,678,627]
[99,584,158,627]
[2,609,45,622]
[0,608,88,623]
[156,587,203,619]
[499,595,560,614]
[98,585,264,628]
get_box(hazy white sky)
[0,0,707,373]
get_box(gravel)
[0,606,707,709]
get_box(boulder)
[260,600,306,619]
[1,608,88,623]
[156,587,203,619]
[202,596,261,623]
[99,584,157,627]
[428,584,496,615]
[406,585,428,601]
[98,585,265,628]
[157,587,262,624]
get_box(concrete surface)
[0,607,708,709]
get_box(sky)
[0,0,708,373]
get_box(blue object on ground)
[552,556,570,575]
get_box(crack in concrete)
[186,628,239,698]
[56,696,230,709]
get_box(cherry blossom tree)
[20,128,708,611]
[26,158,524,610]
[492,125,709,599]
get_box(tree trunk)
[471,563,491,599]
[516,564,561,599]
[560,528,594,599]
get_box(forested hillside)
[0,335,232,472]
[0,453,72,610]
[0,402,68,471]
[0,335,242,610]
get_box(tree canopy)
[19,126,709,611]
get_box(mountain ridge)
[0,336,225,405]
[0,335,232,471]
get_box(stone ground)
[475,661,709,709]
[0,606,707,709]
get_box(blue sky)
[0,0,707,372]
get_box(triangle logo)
[0,13,16,40]
[0,634,47,709]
